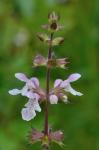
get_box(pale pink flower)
[50,73,83,104]
[21,96,41,121]
[8,73,46,121]
[8,73,45,100]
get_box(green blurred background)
[0,0,99,150]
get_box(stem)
[44,33,54,135]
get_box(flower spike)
[8,12,83,149]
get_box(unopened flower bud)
[47,58,68,69]
[37,33,50,42]
[49,95,58,104]
[56,58,68,68]
[52,37,64,46]
[48,12,60,23]
[62,95,68,103]
[33,55,47,67]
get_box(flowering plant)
[9,12,83,149]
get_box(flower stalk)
[45,33,54,136]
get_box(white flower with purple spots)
[22,94,41,121]
[50,73,83,104]
[8,73,46,121]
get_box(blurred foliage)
[0,0,99,150]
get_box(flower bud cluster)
[33,54,68,69]
[42,12,63,32]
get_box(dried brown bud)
[50,22,57,30]
[48,58,68,69]
[42,24,64,32]
[47,59,57,68]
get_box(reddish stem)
[44,33,54,135]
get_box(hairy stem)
[44,33,54,135]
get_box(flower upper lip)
[9,73,46,100]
